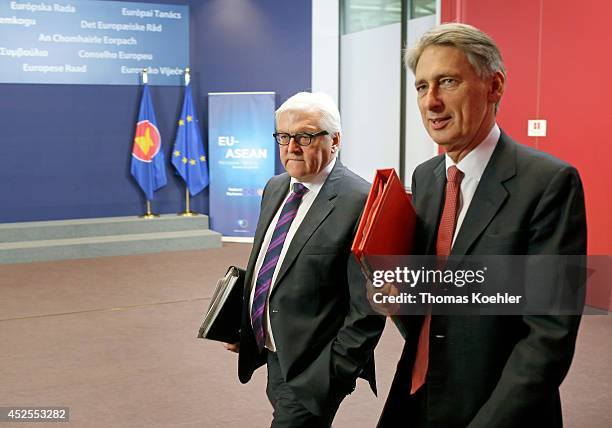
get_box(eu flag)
[172,84,209,196]
[131,84,167,201]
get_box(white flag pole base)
[178,186,199,216]
[140,200,160,218]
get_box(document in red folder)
[352,168,416,273]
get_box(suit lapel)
[270,161,344,293]
[417,158,446,255]
[451,132,517,255]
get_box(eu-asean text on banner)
[208,92,276,237]
[130,84,167,201]
[172,83,209,196]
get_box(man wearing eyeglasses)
[223,92,385,427]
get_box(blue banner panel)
[0,0,188,85]
[208,92,276,237]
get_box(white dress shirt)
[444,124,500,245]
[249,156,337,351]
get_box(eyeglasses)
[273,130,329,146]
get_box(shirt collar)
[444,123,500,181]
[290,156,337,193]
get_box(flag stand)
[177,67,199,217]
[132,67,165,219]
[140,200,160,218]
[178,187,198,216]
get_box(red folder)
[353,169,416,336]
[352,168,416,273]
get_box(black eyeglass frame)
[272,130,329,147]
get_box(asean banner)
[208,92,276,237]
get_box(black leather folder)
[197,266,245,343]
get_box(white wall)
[311,2,439,186]
[404,14,439,189]
[311,0,340,105]
[340,23,401,183]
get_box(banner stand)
[208,92,276,238]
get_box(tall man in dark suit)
[379,23,587,427]
[223,92,385,427]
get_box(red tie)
[411,165,464,394]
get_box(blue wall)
[0,0,312,223]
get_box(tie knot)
[447,166,464,184]
[292,182,308,196]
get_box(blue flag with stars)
[172,84,209,196]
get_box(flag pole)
[180,187,197,217]
[141,200,159,219]
[139,68,159,219]
[178,67,198,217]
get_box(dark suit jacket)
[379,131,587,428]
[238,160,386,416]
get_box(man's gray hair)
[405,23,506,80]
[275,91,342,135]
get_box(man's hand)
[366,279,401,316]
[222,342,240,353]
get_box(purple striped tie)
[251,182,308,351]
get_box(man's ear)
[489,71,505,104]
[331,132,341,154]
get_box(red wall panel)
[442,0,612,256]
[442,0,541,147]
[538,1,612,255]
